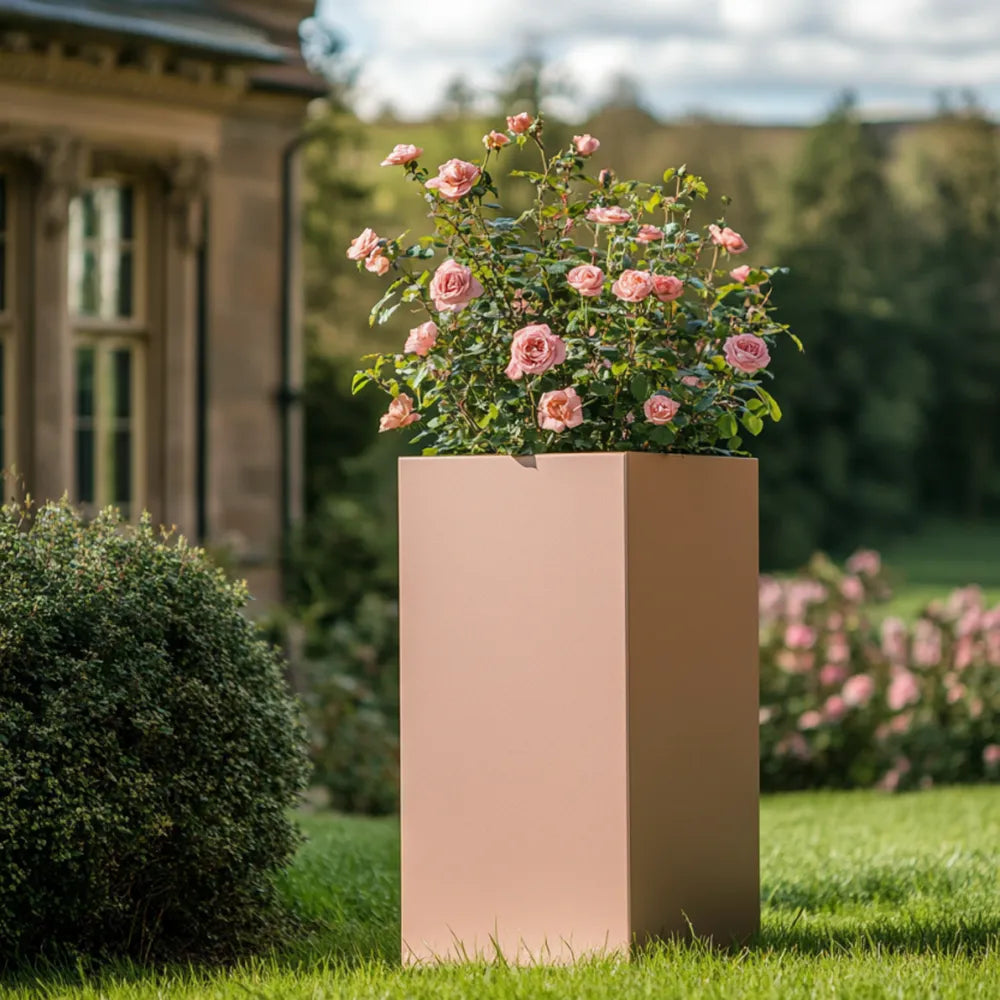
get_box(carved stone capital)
[27,133,89,236]
[166,153,210,251]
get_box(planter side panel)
[626,454,760,944]
[399,454,632,963]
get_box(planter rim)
[399,452,758,464]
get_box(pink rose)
[708,224,748,253]
[826,632,850,665]
[537,387,583,432]
[652,274,684,302]
[347,227,380,261]
[586,205,632,225]
[681,375,701,387]
[724,334,770,374]
[380,143,423,166]
[784,623,816,650]
[643,394,680,425]
[483,130,510,150]
[636,224,664,244]
[612,269,654,302]
[566,264,604,297]
[730,265,752,283]
[823,695,847,723]
[573,133,600,155]
[846,549,881,576]
[842,673,875,707]
[378,393,420,432]
[887,669,920,712]
[425,158,481,201]
[506,112,534,134]
[404,320,438,357]
[429,259,484,313]
[983,744,1000,767]
[819,663,847,687]
[840,576,865,603]
[798,710,822,731]
[364,250,390,276]
[505,324,567,380]
[777,732,810,761]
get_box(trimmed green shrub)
[0,501,310,966]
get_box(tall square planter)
[398,452,759,963]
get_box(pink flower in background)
[912,619,942,668]
[643,394,680,425]
[483,130,510,150]
[880,617,908,664]
[840,576,864,603]
[652,274,684,302]
[425,158,481,201]
[708,224,748,253]
[842,674,876,708]
[586,205,632,225]
[612,269,655,302]
[347,227,380,261]
[887,669,920,711]
[889,712,913,734]
[777,732,811,760]
[846,549,881,576]
[511,289,540,315]
[776,650,815,674]
[798,710,823,731]
[380,143,423,166]
[785,623,817,650]
[404,321,438,357]
[573,133,600,155]
[724,334,770,373]
[378,393,420,432]
[759,706,774,725]
[785,580,828,621]
[986,631,1000,666]
[826,632,850,665]
[823,695,847,723]
[566,264,605,297]
[364,250,390,275]
[681,375,701,387]
[730,265,752,283]
[759,577,784,620]
[954,636,976,671]
[507,112,534,133]
[946,681,967,704]
[820,663,848,687]
[878,757,911,792]
[505,324,567,380]
[537,387,584,432]
[983,745,1000,767]
[827,612,844,630]
[970,698,984,719]
[957,608,983,637]
[637,224,664,243]
[429,259,483,312]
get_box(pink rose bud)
[636,224,664,244]
[785,623,817,650]
[724,333,771,374]
[840,576,865,603]
[681,375,701,387]
[586,205,632,225]
[404,320,439,357]
[841,673,875,707]
[730,265,752,283]
[598,168,614,187]
[643,393,680,425]
[537,386,584,432]
[380,143,423,166]
[566,264,605,297]
[819,663,847,687]
[347,227,380,261]
[504,323,567,380]
[429,258,484,313]
[364,250,390,276]
[887,669,920,712]
[651,274,684,302]
[573,134,600,155]
[708,224,748,254]
[823,695,847,723]
[846,549,881,576]
[378,393,420,432]
[506,112,534,134]
[483,130,510,150]
[612,269,655,302]
[425,158,482,201]
[798,710,823,731]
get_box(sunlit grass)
[6,787,1000,998]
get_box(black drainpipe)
[278,129,317,601]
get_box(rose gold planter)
[398,453,759,963]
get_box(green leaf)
[649,425,676,446]
[741,412,764,436]
[421,447,439,456]
[611,360,630,377]
[476,403,500,429]
[351,371,370,395]
[630,372,650,402]
[717,412,738,439]
[756,386,783,421]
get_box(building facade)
[0,0,321,603]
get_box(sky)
[314,0,1000,124]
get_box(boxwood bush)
[0,501,310,966]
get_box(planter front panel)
[399,454,632,963]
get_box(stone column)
[163,153,208,541]
[28,133,87,503]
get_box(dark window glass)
[119,186,134,240]
[117,249,133,318]
[112,348,131,420]
[0,174,6,313]
[75,428,94,504]
[76,347,95,418]
[0,340,5,471]
[113,428,131,507]
[0,174,6,231]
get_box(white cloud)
[316,0,1000,122]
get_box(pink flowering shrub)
[351,112,798,454]
[760,551,1000,792]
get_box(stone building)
[0,0,322,603]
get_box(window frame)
[69,176,148,519]
[0,168,16,477]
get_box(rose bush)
[760,551,1000,792]
[351,111,798,455]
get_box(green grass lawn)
[7,787,1000,998]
